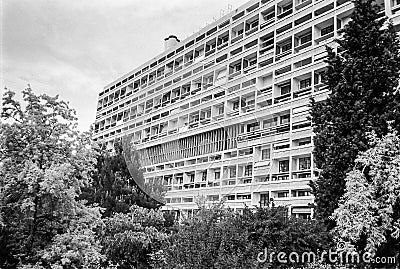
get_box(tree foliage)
[310,0,400,223]
[0,87,103,268]
[157,204,332,269]
[100,206,169,269]
[333,130,400,266]
[80,142,159,217]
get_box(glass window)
[321,25,334,36]
[277,191,288,198]
[280,114,290,124]
[282,3,293,12]
[299,33,312,44]
[244,165,253,176]
[230,167,236,178]
[281,42,292,52]
[215,171,220,179]
[300,78,311,89]
[299,157,311,170]
[280,84,291,95]
[279,160,289,172]
[262,148,271,160]
[247,122,259,132]
[298,190,310,197]
[263,118,278,128]
[202,171,207,181]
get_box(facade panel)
[93,0,400,218]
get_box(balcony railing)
[274,92,291,104]
[231,34,243,44]
[277,8,292,19]
[293,87,312,99]
[237,123,290,142]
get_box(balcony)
[241,104,256,113]
[229,70,241,80]
[245,26,258,36]
[275,49,292,61]
[277,8,293,19]
[292,170,312,179]
[260,39,274,52]
[205,48,216,57]
[231,34,243,44]
[217,42,229,50]
[274,92,291,104]
[315,25,334,43]
[212,114,224,121]
[260,15,275,29]
[258,86,273,96]
[295,0,312,9]
[271,172,290,181]
[226,109,240,117]
[293,87,312,99]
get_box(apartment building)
[93,0,400,218]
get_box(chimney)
[164,35,180,51]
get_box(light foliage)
[333,130,400,257]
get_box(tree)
[80,142,159,216]
[100,205,168,269]
[158,203,259,269]
[157,204,332,269]
[310,0,400,223]
[242,206,333,268]
[332,130,400,267]
[0,87,103,268]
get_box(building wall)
[93,0,400,218]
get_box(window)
[297,190,311,197]
[260,193,269,206]
[281,42,292,53]
[314,72,325,84]
[277,191,289,198]
[233,101,240,110]
[262,148,271,160]
[215,171,221,179]
[321,25,334,36]
[239,194,251,200]
[263,118,278,128]
[279,160,289,172]
[280,83,291,95]
[244,165,253,176]
[190,174,195,182]
[282,3,293,12]
[218,106,224,115]
[202,171,207,181]
[300,78,311,89]
[280,114,290,124]
[230,167,237,178]
[247,122,259,132]
[299,138,311,146]
[299,33,312,44]
[227,195,235,200]
[299,157,311,170]
[234,63,242,72]
[265,11,275,21]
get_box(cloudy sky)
[1,0,245,131]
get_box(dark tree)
[310,0,400,223]
[80,142,160,216]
